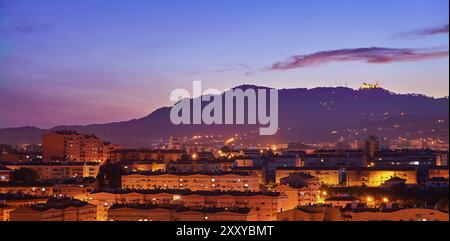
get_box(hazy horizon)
[0,84,448,130]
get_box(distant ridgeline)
[0,85,448,147]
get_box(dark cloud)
[395,25,449,38]
[417,25,449,36]
[270,47,449,70]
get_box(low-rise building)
[276,167,341,186]
[324,195,358,208]
[276,167,417,187]
[277,206,449,221]
[88,189,288,221]
[302,151,366,167]
[122,172,260,192]
[107,204,257,221]
[276,206,343,221]
[272,173,321,210]
[373,149,447,167]
[0,183,54,196]
[345,208,449,221]
[109,149,185,167]
[9,198,97,221]
[168,159,234,173]
[428,166,449,179]
[425,177,449,189]
[6,162,100,180]
[120,160,166,172]
[0,193,48,207]
[231,166,266,185]
[345,167,417,187]
[0,179,96,200]
[0,151,43,163]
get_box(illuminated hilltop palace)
[360,82,382,90]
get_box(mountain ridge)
[0,86,448,147]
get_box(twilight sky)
[0,0,448,128]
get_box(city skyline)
[0,0,449,129]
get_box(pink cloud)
[396,25,449,38]
[270,47,449,70]
[416,25,449,36]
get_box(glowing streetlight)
[383,197,389,203]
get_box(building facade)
[108,204,257,221]
[122,172,260,192]
[42,130,118,162]
[88,190,288,221]
[6,163,100,180]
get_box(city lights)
[0,0,448,226]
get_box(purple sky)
[0,0,448,129]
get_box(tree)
[96,161,125,189]
[10,168,40,183]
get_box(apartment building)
[122,172,260,192]
[109,149,185,167]
[6,162,100,180]
[9,198,97,221]
[42,130,118,162]
[276,167,417,187]
[88,189,289,221]
[107,204,257,221]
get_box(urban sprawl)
[0,131,448,221]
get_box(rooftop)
[119,160,165,165]
[427,177,449,182]
[109,203,252,214]
[385,176,407,182]
[0,178,96,187]
[325,195,358,202]
[0,193,48,201]
[28,198,92,212]
[123,171,253,177]
[276,166,418,171]
[92,189,280,197]
[5,162,100,166]
[111,149,185,154]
